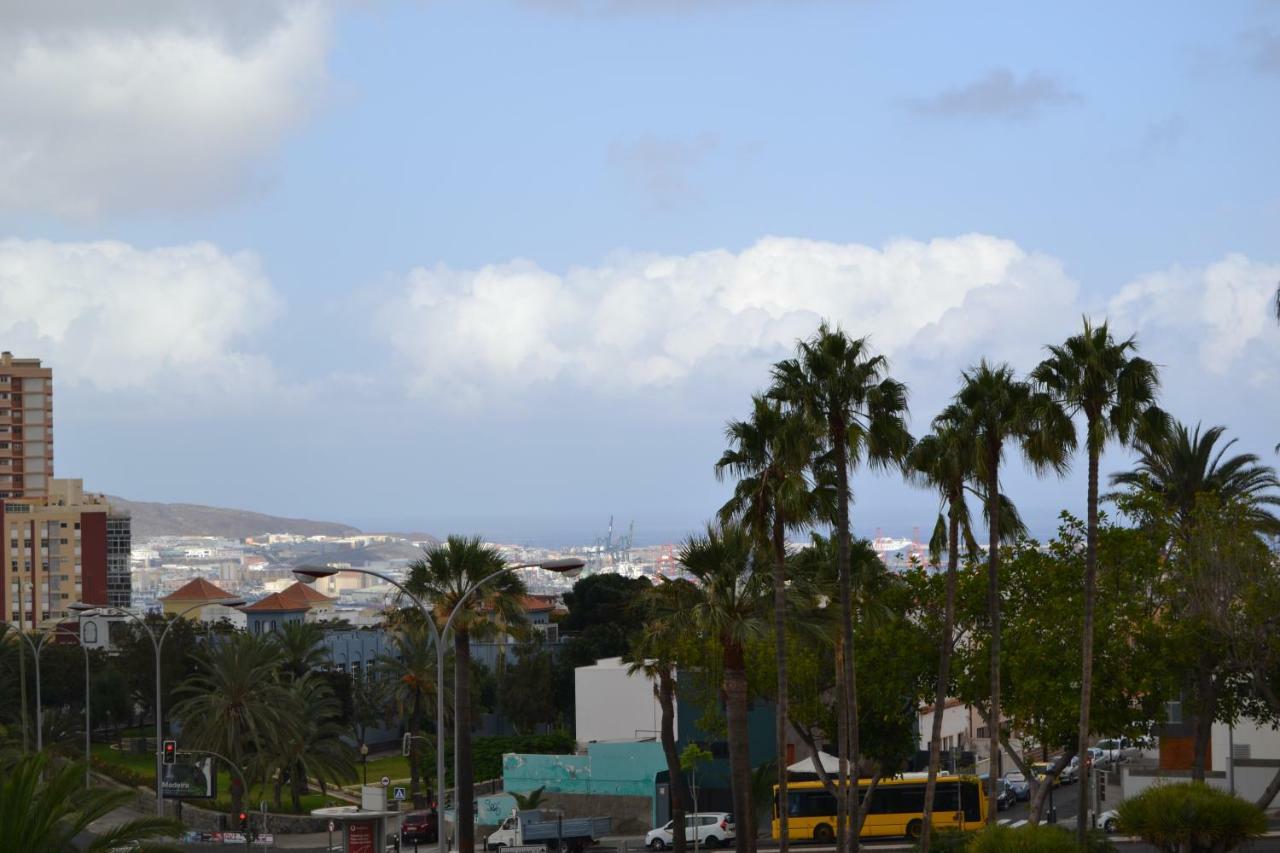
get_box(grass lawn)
[92,742,348,815]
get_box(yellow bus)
[772,775,988,842]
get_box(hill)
[105,496,361,541]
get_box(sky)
[1,0,1278,545]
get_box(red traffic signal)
[162,740,177,765]
[238,811,249,829]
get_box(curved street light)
[69,597,245,815]
[6,623,91,767]
[293,555,584,853]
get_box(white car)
[1098,809,1120,833]
[645,813,736,850]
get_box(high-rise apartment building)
[0,352,54,500]
[0,354,131,624]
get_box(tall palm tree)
[770,323,912,853]
[406,535,529,853]
[677,523,770,853]
[1109,422,1280,540]
[0,752,182,852]
[379,620,440,802]
[171,632,292,815]
[907,423,982,852]
[626,580,696,853]
[273,621,329,682]
[1031,318,1164,842]
[268,675,358,812]
[716,394,819,853]
[941,361,1072,822]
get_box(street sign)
[380,775,391,787]
[328,819,336,833]
[393,786,406,801]
[161,756,216,799]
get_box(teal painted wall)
[503,741,667,798]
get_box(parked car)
[995,782,1017,811]
[402,810,439,845]
[1097,809,1120,833]
[1060,756,1079,783]
[1002,771,1030,801]
[645,813,736,850]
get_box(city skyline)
[1,2,1277,543]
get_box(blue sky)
[1,0,1277,544]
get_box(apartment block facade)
[0,353,132,624]
[0,351,54,500]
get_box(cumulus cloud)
[0,0,332,217]
[0,238,281,392]
[910,69,1081,121]
[378,234,1085,407]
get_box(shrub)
[966,823,1078,853]
[915,827,971,853]
[1116,782,1266,853]
[90,755,150,788]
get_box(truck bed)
[520,816,611,842]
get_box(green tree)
[0,752,182,852]
[406,535,530,853]
[716,393,819,853]
[559,573,652,669]
[272,621,329,682]
[940,361,1072,820]
[1109,422,1280,541]
[512,786,547,809]
[627,579,700,853]
[676,524,769,853]
[770,322,912,853]
[906,422,984,853]
[267,675,358,812]
[112,614,202,734]
[170,632,292,814]
[499,641,557,733]
[1031,317,1165,842]
[379,620,439,801]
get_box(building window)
[83,622,98,644]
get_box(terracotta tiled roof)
[520,595,558,613]
[282,581,335,604]
[160,577,234,603]
[241,591,310,613]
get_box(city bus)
[773,775,987,841]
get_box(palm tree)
[1031,318,1165,843]
[0,752,182,852]
[941,361,1072,822]
[170,632,292,815]
[1109,421,1280,779]
[406,535,529,853]
[1109,422,1280,540]
[770,323,912,853]
[907,423,981,853]
[512,786,548,809]
[715,394,818,853]
[273,621,329,682]
[268,675,358,812]
[379,620,440,802]
[627,580,696,853]
[678,523,770,853]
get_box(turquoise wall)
[503,741,667,798]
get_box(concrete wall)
[1211,719,1280,774]
[575,657,669,746]
[502,741,668,828]
[1120,763,1280,808]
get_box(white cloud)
[378,234,1083,406]
[0,1,331,217]
[379,236,1280,422]
[0,238,281,392]
[910,69,1081,121]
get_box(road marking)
[1010,820,1027,828]
[998,819,1010,826]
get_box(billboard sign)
[161,756,216,799]
[347,820,377,853]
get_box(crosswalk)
[997,817,1074,828]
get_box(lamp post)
[361,741,370,785]
[8,624,92,781]
[70,597,245,815]
[294,556,584,853]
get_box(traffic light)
[162,740,177,765]
[238,811,249,831]
[403,732,411,757]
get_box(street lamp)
[69,597,245,815]
[293,556,584,853]
[361,741,370,785]
[6,623,90,765]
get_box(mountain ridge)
[105,495,361,541]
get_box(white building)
[575,657,673,748]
